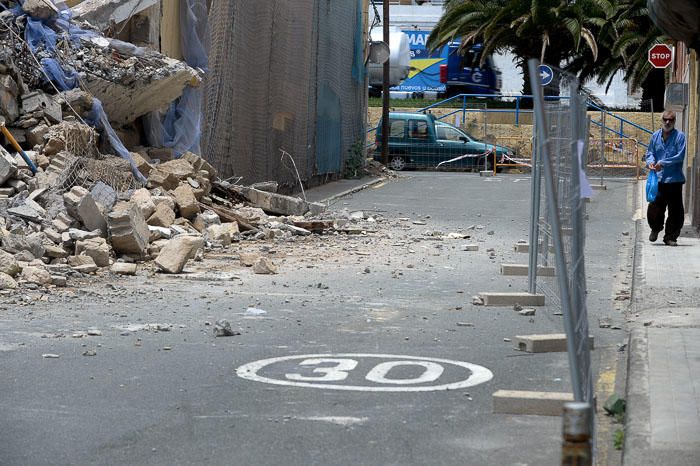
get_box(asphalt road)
[0,172,637,466]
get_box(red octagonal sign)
[648,44,673,69]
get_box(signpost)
[648,44,674,69]
[539,64,554,86]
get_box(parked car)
[373,112,513,171]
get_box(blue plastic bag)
[646,170,659,202]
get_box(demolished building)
[0,0,342,290]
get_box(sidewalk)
[623,184,700,465]
[302,176,385,204]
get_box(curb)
[319,177,386,203]
[622,328,651,466]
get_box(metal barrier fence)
[586,137,642,181]
[527,60,594,411]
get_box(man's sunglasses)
[663,118,675,122]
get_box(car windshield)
[436,123,473,142]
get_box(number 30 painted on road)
[236,354,493,392]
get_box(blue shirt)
[645,128,686,183]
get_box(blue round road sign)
[539,65,554,86]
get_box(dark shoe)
[664,239,678,246]
[649,230,660,242]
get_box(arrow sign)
[539,64,554,86]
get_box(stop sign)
[648,44,673,69]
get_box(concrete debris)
[0,249,20,277]
[213,319,240,337]
[21,0,59,20]
[108,203,150,256]
[154,235,204,274]
[63,186,107,236]
[0,271,17,290]
[20,266,52,285]
[111,262,137,276]
[75,237,111,267]
[67,255,98,274]
[253,257,278,275]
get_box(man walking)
[646,109,686,246]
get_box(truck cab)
[439,43,502,97]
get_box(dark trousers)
[648,182,685,241]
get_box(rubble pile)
[0,1,331,292]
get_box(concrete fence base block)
[479,170,494,177]
[500,264,556,277]
[513,333,595,353]
[479,292,545,307]
[591,184,607,190]
[513,242,529,253]
[493,390,574,416]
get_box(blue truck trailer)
[393,31,501,98]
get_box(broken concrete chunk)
[25,123,50,148]
[205,222,239,246]
[234,186,309,216]
[130,188,156,219]
[152,195,176,211]
[75,237,111,267]
[154,235,203,274]
[7,199,46,223]
[148,167,179,191]
[239,252,259,267]
[90,182,117,213]
[21,0,59,20]
[213,319,240,337]
[20,266,52,285]
[108,202,150,256]
[0,249,20,277]
[63,186,107,235]
[131,152,153,177]
[42,137,65,156]
[0,272,18,290]
[43,244,69,259]
[2,232,45,259]
[147,203,176,228]
[111,262,137,276]
[173,184,200,220]
[253,257,278,275]
[158,159,196,180]
[73,0,159,32]
[68,255,98,274]
[0,75,20,123]
[0,147,18,185]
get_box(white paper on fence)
[577,140,594,199]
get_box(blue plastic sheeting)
[85,99,147,184]
[9,0,145,184]
[144,0,208,157]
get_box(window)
[437,125,466,141]
[389,119,406,138]
[409,120,429,139]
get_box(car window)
[389,119,405,138]
[437,125,466,142]
[409,120,429,139]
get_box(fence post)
[515,96,520,127]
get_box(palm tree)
[565,0,667,108]
[428,0,601,96]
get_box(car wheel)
[389,156,406,171]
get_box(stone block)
[130,188,156,219]
[205,222,239,246]
[43,244,69,259]
[173,184,199,219]
[253,257,278,275]
[0,146,18,185]
[513,334,595,353]
[154,235,203,274]
[479,292,545,307]
[0,187,15,196]
[90,182,117,213]
[131,152,153,177]
[493,390,573,416]
[63,186,107,235]
[75,237,110,267]
[107,202,150,256]
[67,255,98,274]
[43,138,65,156]
[52,212,75,233]
[500,264,556,277]
[0,272,18,290]
[25,123,49,148]
[192,210,220,232]
[111,262,137,276]
[0,75,19,123]
[152,195,176,211]
[148,167,179,191]
[0,249,20,277]
[20,0,59,20]
[2,232,45,258]
[20,266,52,285]
[159,159,196,180]
[147,203,176,228]
[148,226,172,241]
[237,187,308,216]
